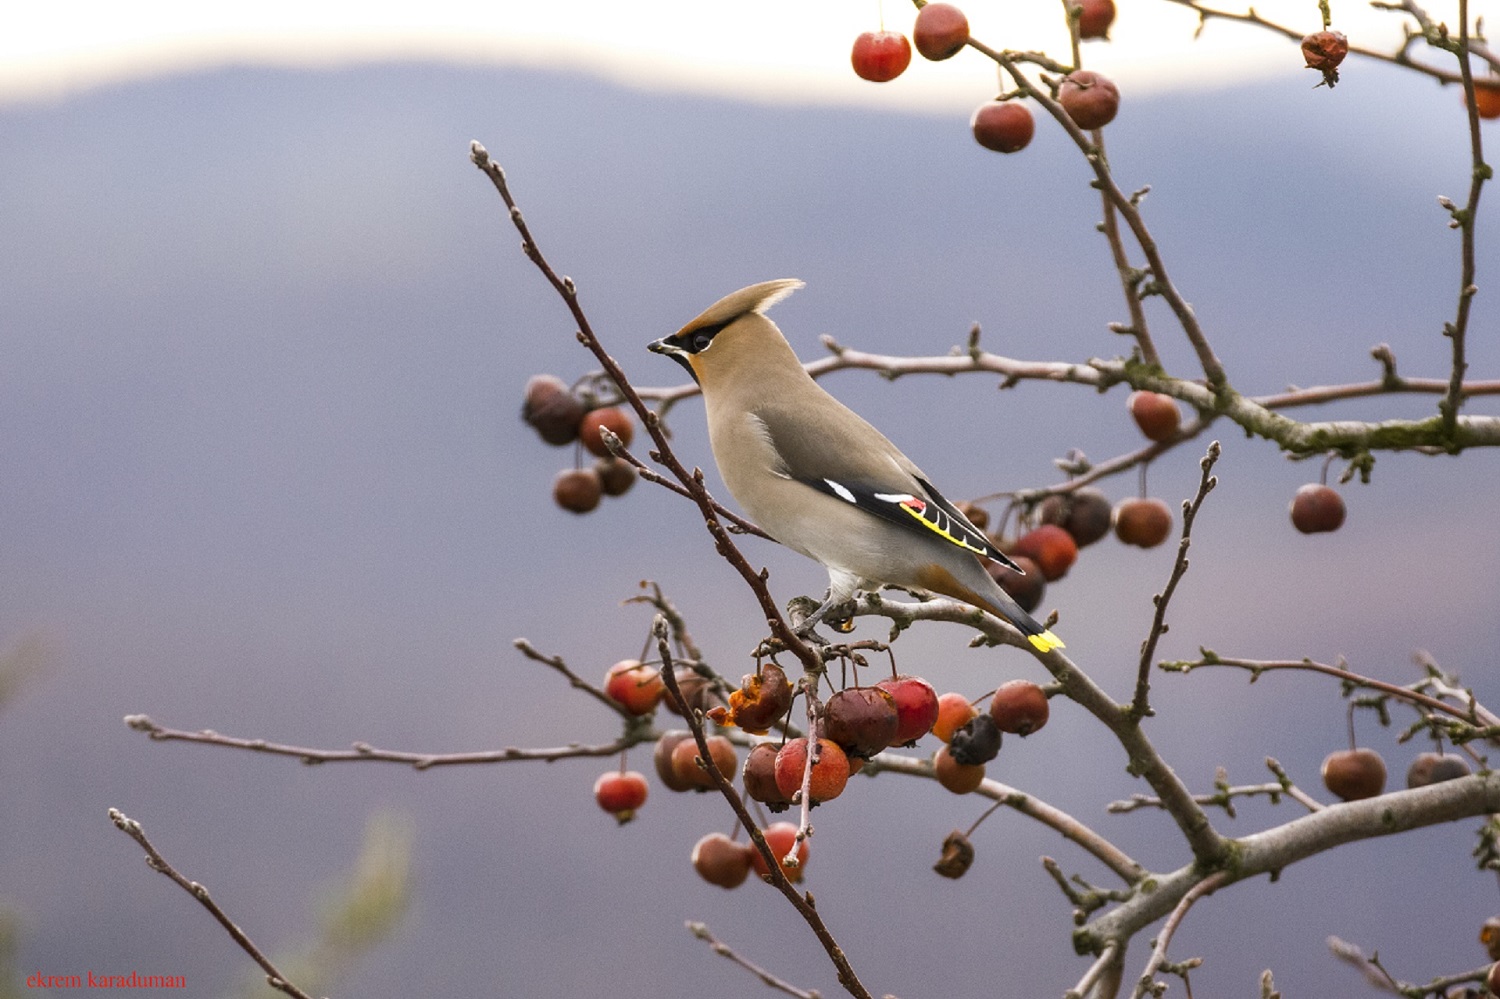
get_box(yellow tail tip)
[1028,630,1065,653]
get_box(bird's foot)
[788,593,857,643]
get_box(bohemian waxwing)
[648,279,1063,653]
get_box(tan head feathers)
[674,279,803,336]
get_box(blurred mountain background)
[2,58,1499,996]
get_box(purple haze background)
[2,57,1499,996]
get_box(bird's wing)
[754,401,1020,570]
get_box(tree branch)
[687,921,824,999]
[655,623,876,999]
[108,809,321,999]
[124,714,643,768]
[1129,442,1219,719]
[470,141,823,676]
[861,752,1145,885]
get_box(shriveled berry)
[692,832,753,889]
[578,407,634,458]
[1058,70,1120,130]
[949,713,1002,765]
[988,554,1045,613]
[931,692,978,743]
[1040,487,1114,547]
[1481,916,1500,960]
[774,737,850,805]
[933,744,985,794]
[825,686,900,759]
[751,822,809,882]
[724,663,794,735]
[913,3,969,60]
[522,374,585,445]
[553,467,602,514]
[743,743,794,811]
[990,679,1050,736]
[1012,524,1078,581]
[1290,484,1345,534]
[1321,747,1387,801]
[1114,497,1173,548]
[875,674,941,746]
[1301,30,1348,87]
[971,101,1035,153]
[933,829,976,879]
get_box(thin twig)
[607,444,772,540]
[1130,871,1226,999]
[1161,655,1500,730]
[124,714,642,768]
[470,141,822,677]
[687,921,823,999]
[1328,935,1491,997]
[1440,0,1485,443]
[107,809,321,999]
[1129,441,1220,720]
[513,638,635,720]
[655,621,876,999]
[1108,781,1319,816]
[862,751,1145,884]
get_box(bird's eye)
[692,333,712,352]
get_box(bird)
[648,279,1064,654]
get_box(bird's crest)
[676,279,803,335]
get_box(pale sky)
[0,0,1467,110]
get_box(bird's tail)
[916,562,1064,653]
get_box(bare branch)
[687,921,824,999]
[1129,441,1220,719]
[864,752,1145,885]
[1440,0,1486,442]
[852,593,1229,866]
[513,637,635,720]
[108,809,321,999]
[1130,871,1226,999]
[124,714,642,768]
[1328,935,1491,997]
[655,623,876,999]
[1082,772,1500,953]
[1161,654,1500,730]
[470,141,822,676]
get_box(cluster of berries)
[848,2,1120,155]
[589,657,1050,888]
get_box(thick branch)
[851,594,1229,866]
[1081,772,1500,952]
